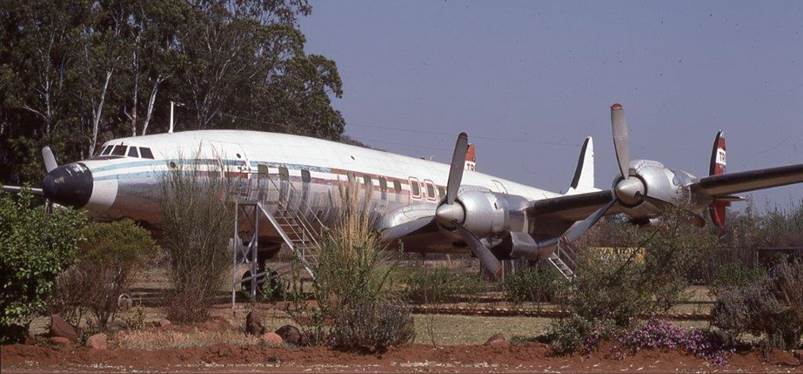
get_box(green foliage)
[404,267,484,304]
[711,259,803,351]
[502,265,561,304]
[709,262,766,297]
[545,314,618,355]
[0,189,86,342]
[561,206,720,327]
[0,0,345,185]
[160,158,235,323]
[51,219,157,330]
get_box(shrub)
[330,301,415,353]
[711,258,803,351]
[290,184,414,352]
[502,265,561,304]
[404,267,484,304]
[709,262,765,297]
[0,189,86,342]
[560,206,719,327]
[51,219,157,329]
[545,314,618,355]
[160,156,236,323]
[617,319,732,367]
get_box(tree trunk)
[89,70,113,156]
[142,75,164,136]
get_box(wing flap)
[692,164,803,197]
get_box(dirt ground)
[2,340,801,373]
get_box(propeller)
[42,146,58,173]
[547,104,647,240]
[436,132,502,279]
[380,132,502,279]
[41,146,57,213]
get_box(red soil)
[2,341,800,373]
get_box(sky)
[298,0,803,210]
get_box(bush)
[502,265,561,304]
[0,189,86,342]
[160,157,236,323]
[560,206,719,327]
[330,301,415,353]
[709,262,765,297]
[711,258,803,351]
[51,219,157,330]
[290,184,415,352]
[404,267,484,304]
[545,314,618,355]
[617,319,732,367]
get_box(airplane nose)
[42,163,94,208]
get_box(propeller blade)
[610,103,630,177]
[560,199,616,244]
[42,146,58,173]
[446,132,469,204]
[454,224,502,280]
[380,216,436,242]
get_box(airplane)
[3,103,803,281]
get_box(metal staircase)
[548,240,578,280]
[231,168,327,302]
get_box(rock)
[245,310,266,336]
[49,336,72,346]
[86,333,107,350]
[261,332,283,346]
[49,314,78,342]
[158,319,172,329]
[484,333,508,347]
[275,325,301,345]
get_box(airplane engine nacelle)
[617,160,704,220]
[455,191,529,237]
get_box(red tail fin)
[709,130,728,233]
[464,144,476,171]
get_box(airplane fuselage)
[60,130,563,252]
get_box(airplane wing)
[527,190,616,223]
[691,164,803,197]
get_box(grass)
[115,329,263,350]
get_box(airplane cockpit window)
[127,147,139,158]
[437,186,445,198]
[111,145,127,156]
[101,145,113,156]
[139,147,154,159]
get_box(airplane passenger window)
[426,182,435,199]
[393,180,401,193]
[139,147,154,159]
[379,177,387,191]
[301,169,311,183]
[127,147,139,158]
[101,145,113,155]
[112,145,127,156]
[410,179,420,197]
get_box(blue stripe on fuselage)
[91,159,333,181]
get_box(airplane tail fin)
[464,144,476,171]
[708,130,729,234]
[566,137,596,195]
